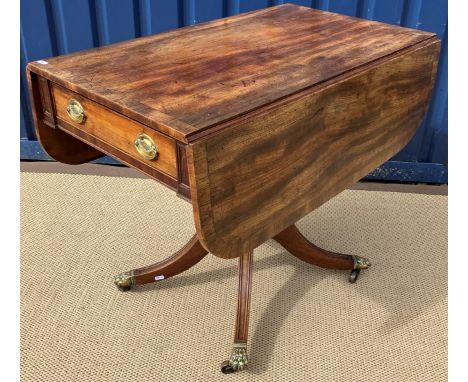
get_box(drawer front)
[52,84,177,178]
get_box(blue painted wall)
[20,0,448,183]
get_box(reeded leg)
[221,250,253,374]
[273,224,371,283]
[113,235,208,291]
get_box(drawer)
[51,84,177,178]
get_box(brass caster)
[349,256,371,284]
[113,271,135,292]
[220,343,248,374]
[349,268,360,283]
[220,361,236,374]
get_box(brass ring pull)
[135,133,158,160]
[66,99,85,124]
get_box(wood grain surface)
[28,72,105,165]
[133,235,208,286]
[234,250,253,343]
[27,4,435,142]
[188,39,440,259]
[52,84,178,178]
[26,4,441,260]
[274,224,354,269]
[28,72,179,191]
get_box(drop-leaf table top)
[27,4,440,259]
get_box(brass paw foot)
[113,271,135,291]
[349,256,371,283]
[220,343,248,374]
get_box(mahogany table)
[27,4,440,373]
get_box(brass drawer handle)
[135,133,158,160]
[66,99,85,124]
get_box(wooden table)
[27,4,440,373]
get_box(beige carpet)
[20,172,447,382]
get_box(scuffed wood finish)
[132,235,208,286]
[188,39,440,259]
[25,6,442,370]
[52,84,178,178]
[234,251,253,343]
[26,4,435,142]
[26,4,441,259]
[274,225,354,269]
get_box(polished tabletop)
[27,4,434,143]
